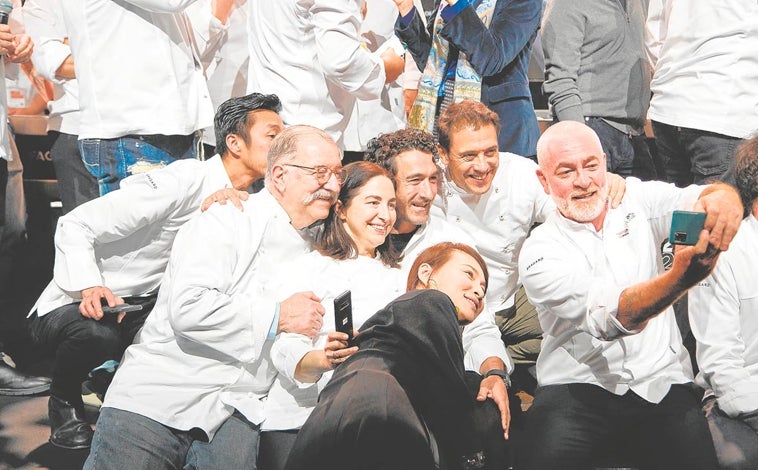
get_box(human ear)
[334,200,346,221]
[437,144,450,166]
[416,263,432,288]
[271,165,287,192]
[536,168,550,195]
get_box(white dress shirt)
[23,0,80,135]
[519,178,703,403]
[247,0,385,148]
[689,214,758,418]
[103,190,313,439]
[31,156,231,317]
[60,0,213,139]
[186,0,249,147]
[646,0,758,138]
[437,152,554,312]
[264,253,404,431]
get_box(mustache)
[303,188,337,205]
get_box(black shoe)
[48,395,94,450]
[0,361,51,396]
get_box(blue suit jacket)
[396,0,542,157]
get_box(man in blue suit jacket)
[394,0,542,158]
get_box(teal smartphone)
[669,210,707,245]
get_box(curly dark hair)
[364,128,438,178]
[735,134,758,217]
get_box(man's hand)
[200,188,249,212]
[8,34,33,63]
[477,375,511,440]
[80,286,124,321]
[278,291,325,338]
[0,25,14,56]
[381,47,404,84]
[393,0,415,16]
[693,183,743,251]
[606,172,626,209]
[671,230,721,289]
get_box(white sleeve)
[462,307,514,373]
[122,0,199,13]
[52,165,199,296]
[185,0,228,66]
[689,251,758,418]
[166,205,277,363]
[23,0,70,83]
[310,0,385,100]
[519,234,634,341]
[644,0,667,69]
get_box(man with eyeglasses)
[83,125,342,469]
[28,93,285,451]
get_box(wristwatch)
[483,368,512,389]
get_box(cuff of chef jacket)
[268,303,280,340]
[586,285,638,340]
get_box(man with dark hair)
[28,93,284,450]
[84,125,340,469]
[365,128,516,467]
[689,134,758,469]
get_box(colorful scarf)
[408,0,496,134]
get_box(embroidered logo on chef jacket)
[617,212,636,238]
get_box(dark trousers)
[266,372,521,470]
[49,131,99,215]
[520,383,718,470]
[586,117,657,180]
[652,121,741,187]
[29,296,154,407]
[703,396,758,470]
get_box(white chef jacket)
[186,0,249,147]
[519,178,703,403]
[103,189,313,439]
[437,152,554,312]
[689,214,758,418]
[23,0,80,134]
[60,0,213,139]
[30,155,231,317]
[646,0,758,139]
[342,0,405,152]
[264,253,404,430]
[247,0,385,148]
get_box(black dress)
[283,289,485,470]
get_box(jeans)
[703,396,758,470]
[29,297,154,407]
[79,133,198,196]
[652,121,740,187]
[520,383,719,470]
[85,408,260,470]
[586,117,657,180]
[49,131,99,214]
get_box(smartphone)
[333,290,354,342]
[102,303,144,315]
[669,210,707,245]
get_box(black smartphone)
[102,303,144,315]
[333,290,353,342]
[669,210,707,245]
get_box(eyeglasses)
[283,163,343,185]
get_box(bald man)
[517,121,742,469]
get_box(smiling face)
[418,249,487,325]
[536,123,609,229]
[338,175,397,257]
[392,149,439,233]
[440,124,499,196]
